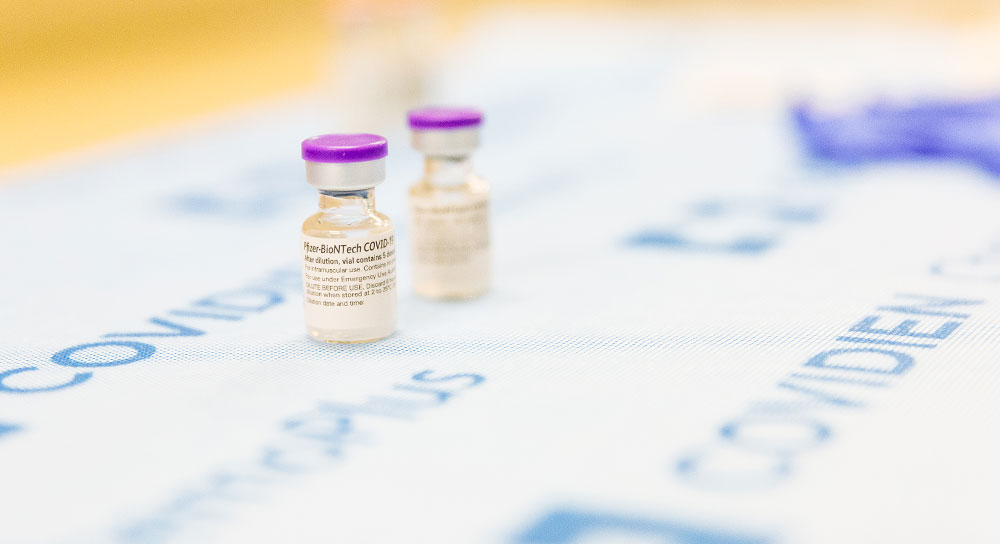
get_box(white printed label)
[409,194,490,295]
[301,232,396,332]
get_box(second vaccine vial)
[407,107,491,299]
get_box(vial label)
[301,232,397,332]
[409,194,490,296]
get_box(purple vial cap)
[301,133,388,163]
[408,107,483,130]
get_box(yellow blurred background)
[2,0,999,168]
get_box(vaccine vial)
[300,134,397,343]
[407,107,490,299]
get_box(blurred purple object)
[408,107,483,130]
[792,96,1000,177]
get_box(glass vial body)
[299,133,396,343]
[407,107,490,300]
[409,155,490,299]
[302,190,396,342]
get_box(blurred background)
[2,0,1000,169]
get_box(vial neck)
[318,188,376,215]
[424,155,473,186]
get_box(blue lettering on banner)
[116,369,485,543]
[52,341,157,368]
[628,197,823,256]
[0,267,300,442]
[849,315,960,339]
[931,242,1000,283]
[805,348,914,375]
[105,318,206,338]
[0,366,92,394]
[675,293,983,491]
[0,422,23,438]
[513,508,768,543]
